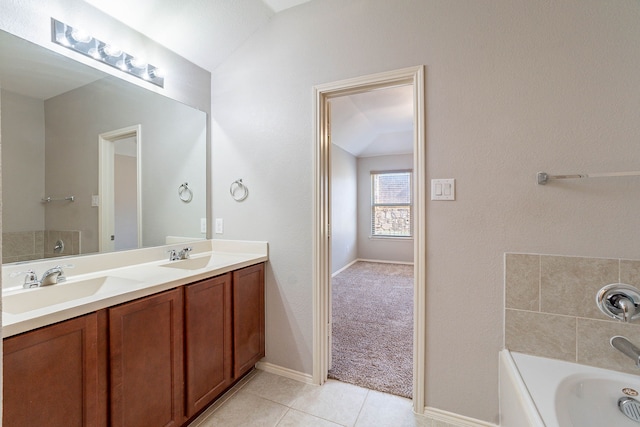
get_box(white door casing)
[313,66,426,413]
[98,125,142,252]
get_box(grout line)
[575,315,579,362]
[187,369,259,426]
[352,389,371,427]
[538,255,542,313]
[273,407,291,427]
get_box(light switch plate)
[431,179,455,201]
[200,218,207,234]
[215,218,223,234]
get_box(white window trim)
[370,170,413,238]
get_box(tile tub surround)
[505,253,640,375]
[2,229,81,262]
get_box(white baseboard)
[331,259,359,277]
[255,361,315,385]
[423,406,498,427]
[332,258,414,277]
[254,364,495,427]
[356,258,414,266]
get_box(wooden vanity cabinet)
[3,312,107,427]
[232,263,265,378]
[184,273,233,418]
[108,288,184,427]
[3,262,265,427]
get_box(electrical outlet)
[200,218,207,233]
[91,195,99,207]
[215,218,223,234]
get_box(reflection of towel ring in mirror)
[179,182,193,203]
[230,179,249,202]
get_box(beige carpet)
[328,261,413,398]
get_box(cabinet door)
[184,273,232,417]
[232,263,265,378]
[109,288,184,427]
[3,312,104,427]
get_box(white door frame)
[312,66,426,413]
[98,125,142,252]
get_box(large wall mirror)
[0,30,207,264]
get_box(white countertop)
[2,240,268,338]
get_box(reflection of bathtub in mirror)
[0,29,208,263]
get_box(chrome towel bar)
[41,196,75,203]
[537,171,640,185]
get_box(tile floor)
[188,370,447,427]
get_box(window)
[371,170,412,237]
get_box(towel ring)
[178,182,193,203]
[230,179,249,202]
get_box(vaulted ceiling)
[82,0,311,72]
[78,0,412,158]
[330,85,414,158]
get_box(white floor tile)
[290,379,369,426]
[197,390,288,427]
[189,371,441,427]
[355,390,431,427]
[277,408,345,427]
[242,370,315,406]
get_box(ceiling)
[262,0,311,12]
[80,0,412,158]
[81,0,311,72]
[330,85,414,158]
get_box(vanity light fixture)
[51,18,165,88]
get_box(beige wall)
[43,77,207,252]
[331,145,358,274]
[505,253,640,375]
[0,90,45,233]
[210,0,640,423]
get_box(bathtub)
[500,349,640,426]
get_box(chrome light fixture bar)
[51,18,164,88]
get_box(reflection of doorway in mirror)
[114,137,138,251]
[99,125,142,252]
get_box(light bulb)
[70,28,91,44]
[103,44,123,58]
[148,67,165,79]
[129,57,147,69]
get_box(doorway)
[313,66,426,413]
[328,86,415,397]
[98,125,142,252]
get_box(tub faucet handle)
[617,296,637,323]
[596,283,640,323]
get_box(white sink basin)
[160,256,212,270]
[3,276,141,314]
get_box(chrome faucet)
[178,247,193,260]
[168,247,193,261]
[11,265,72,288]
[40,266,68,286]
[611,336,640,368]
[168,249,180,261]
